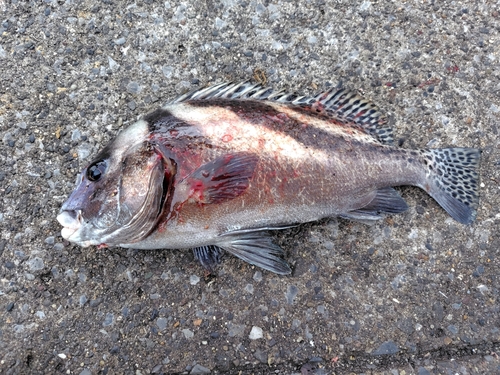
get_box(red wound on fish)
[187,152,258,204]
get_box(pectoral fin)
[184,152,258,205]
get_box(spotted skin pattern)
[422,148,480,224]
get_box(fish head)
[57,123,173,247]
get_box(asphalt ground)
[0,0,499,374]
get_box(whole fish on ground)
[57,81,480,274]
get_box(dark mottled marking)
[144,108,187,133]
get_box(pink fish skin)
[57,82,480,274]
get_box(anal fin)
[359,187,408,214]
[216,232,291,275]
[342,187,408,223]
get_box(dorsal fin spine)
[169,81,394,145]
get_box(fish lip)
[57,210,83,240]
[61,226,78,240]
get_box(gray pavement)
[0,0,499,374]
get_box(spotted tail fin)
[422,148,480,224]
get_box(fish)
[57,81,480,275]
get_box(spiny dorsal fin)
[170,81,393,145]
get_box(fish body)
[57,82,480,274]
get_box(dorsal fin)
[170,81,393,145]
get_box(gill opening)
[148,151,177,237]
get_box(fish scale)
[57,81,480,275]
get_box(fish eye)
[87,160,107,182]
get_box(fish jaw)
[57,210,97,247]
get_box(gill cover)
[60,141,172,245]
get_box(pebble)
[107,56,119,71]
[157,317,167,331]
[78,273,87,283]
[253,349,267,363]
[77,143,92,161]
[14,250,26,259]
[307,35,317,44]
[103,313,114,327]
[27,257,44,271]
[253,271,262,282]
[114,37,126,45]
[371,341,399,355]
[162,66,174,78]
[473,265,485,277]
[90,298,102,308]
[286,285,298,305]
[126,81,141,94]
[71,129,81,141]
[182,329,194,339]
[53,243,65,251]
[190,275,200,285]
[6,302,14,312]
[214,17,226,29]
[227,323,245,337]
[151,364,162,374]
[447,325,459,335]
[249,326,263,340]
[175,80,191,93]
[190,364,210,374]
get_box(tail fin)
[422,148,480,224]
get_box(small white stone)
[249,326,263,340]
[477,284,489,294]
[190,275,200,285]
[57,353,67,359]
[359,0,371,11]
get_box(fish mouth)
[57,210,83,241]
